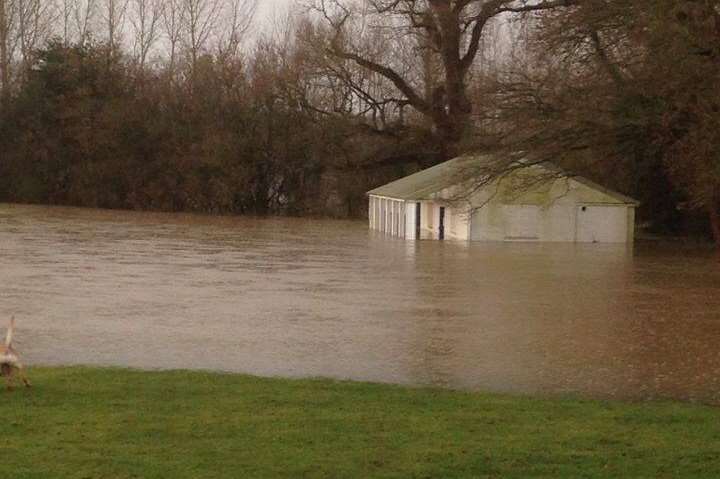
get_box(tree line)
[0,0,718,244]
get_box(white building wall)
[467,179,635,243]
[416,202,469,240]
[543,200,577,241]
[369,195,410,239]
[575,205,630,243]
[389,200,395,236]
[421,202,437,239]
[405,202,417,240]
[376,197,381,231]
[445,207,470,240]
[368,197,376,230]
[369,174,634,243]
[368,196,374,229]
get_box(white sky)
[257,0,296,22]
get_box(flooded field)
[1,203,719,403]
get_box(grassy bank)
[1,367,719,478]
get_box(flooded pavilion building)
[367,155,639,243]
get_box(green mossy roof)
[367,155,639,205]
[367,156,481,200]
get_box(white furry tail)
[5,317,14,347]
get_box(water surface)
[1,203,719,403]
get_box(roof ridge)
[367,155,639,205]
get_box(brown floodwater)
[1,203,719,403]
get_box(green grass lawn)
[1,367,719,478]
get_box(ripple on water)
[1,203,719,403]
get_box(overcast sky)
[257,0,296,22]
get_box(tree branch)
[460,0,579,72]
[329,47,432,115]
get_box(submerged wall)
[368,195,407,238]
[369,170,636,243]
[463,177,635,243]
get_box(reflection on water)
[1,203,719,403]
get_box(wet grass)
[1,367,719,478]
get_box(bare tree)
[0,0,17,101]
[311,0,577,156]
[161,0,184,74]
[58,0,74,44]
[216,0,256,61]
[72,0,97,45]
[59,0,71,43]
[128,0,160,67]
[100,0,129,51]
[181,0,222,74]
[17,0,56,61]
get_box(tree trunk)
[709,202,720,252]
[0,0,8,105]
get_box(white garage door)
[576,206,628,243]
[503,205,540,240]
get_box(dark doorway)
[415,203,421,239]
[439,207,445,240]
